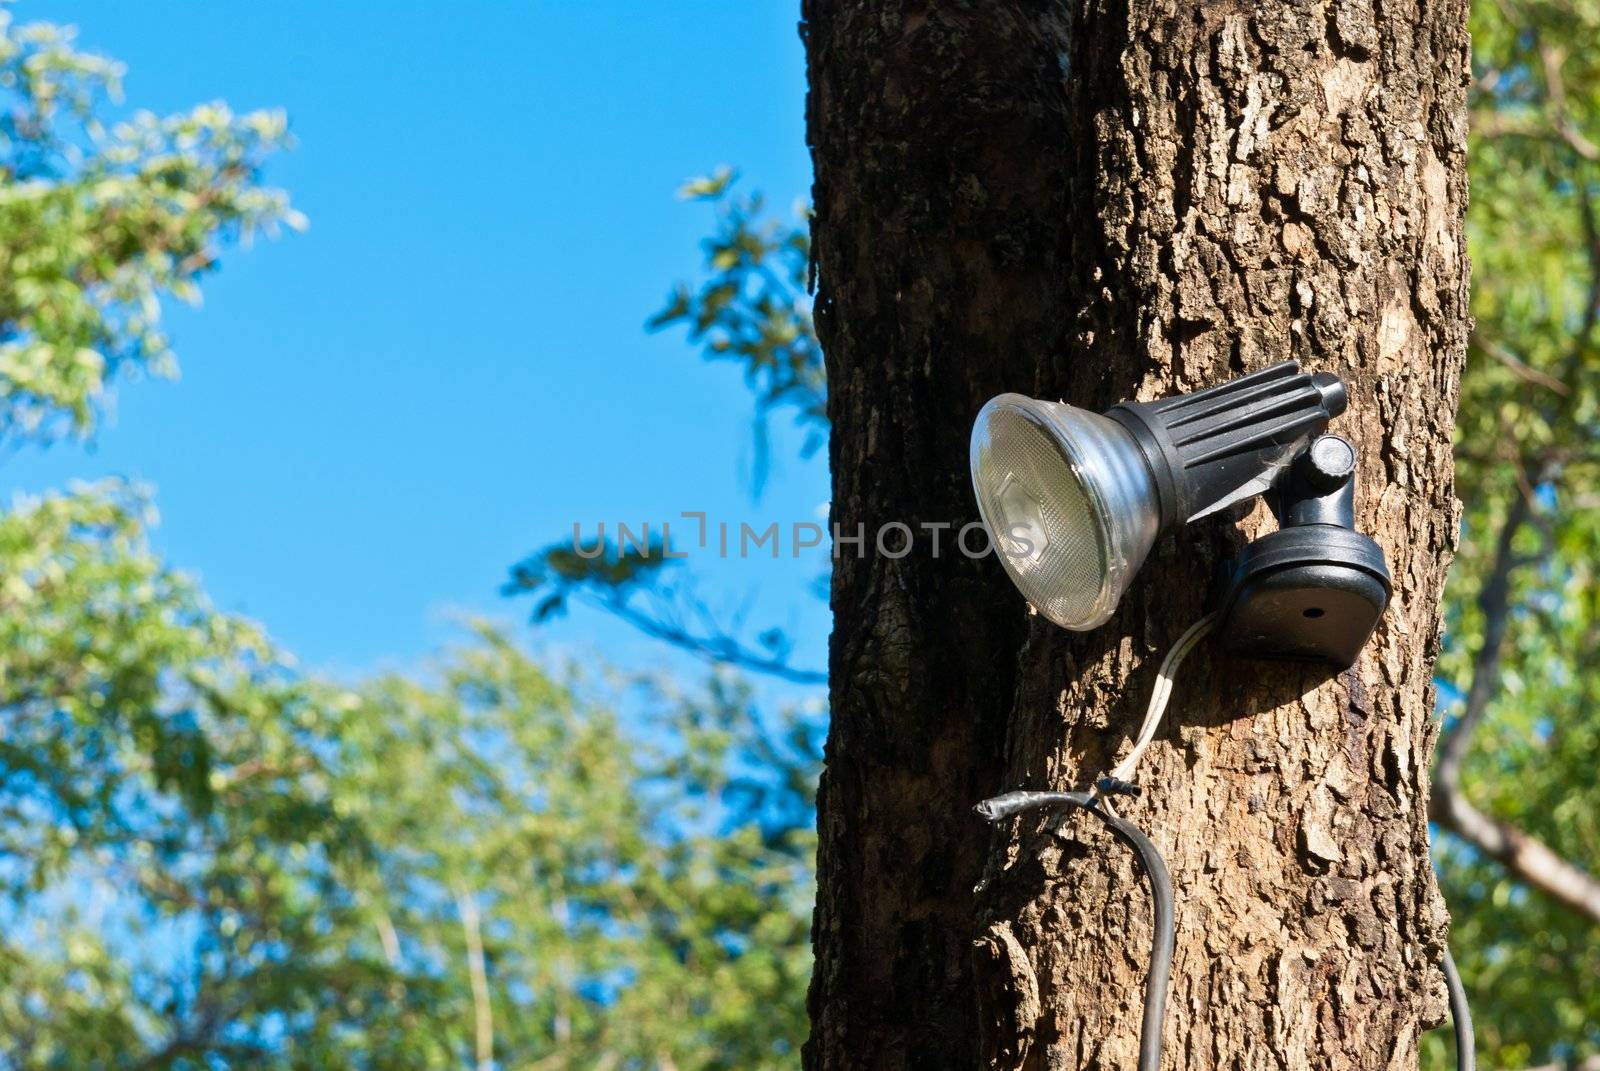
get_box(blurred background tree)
[0,12,814,1069]
[2,0,1598,1067]
[1424,0,1600,1066]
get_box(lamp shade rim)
[970,394,1159,630]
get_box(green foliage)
[0,511,816,1066]
[0,11,303,442]
[0,14,815,1069]
[338,644,815,1069]
[504,533,825,685]
[649,168,824,488]
[506,532,675,624]
[0,483,382,1066]
[1422,0,1600,1065]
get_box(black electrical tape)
[975,791,1173,1071]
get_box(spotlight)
[970,361,1389,666]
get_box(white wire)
[1106,613,1216,787]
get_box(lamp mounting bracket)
[1212,433,1391,668]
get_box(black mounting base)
[1214,525,1391,669]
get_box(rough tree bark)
[804,2,1469,1069]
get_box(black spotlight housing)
[1104,362,1349,530]
[969,360,1389,667]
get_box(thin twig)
[590,591,827,685]
[1476,338,1571,395]
[376,910,402,968]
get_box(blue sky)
[6,2,830,690]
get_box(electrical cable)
[974,790,1173,1071]
[973,620,1208,1066]
[1443,947,1475,1071]
[978,617,1478,1068]
[1104,612,1215,790]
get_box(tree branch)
[456,885,495,1071]
[1434,150,1600,917]
[504,541,828,685]
[1432,472,1600,924]
[1432,787,1600,923]
[1539,42,1600,161]
[1476,337,1572,396]
[593,592,827,685]
[1435,487,1530,783]
[376,910,402,968]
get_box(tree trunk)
[804,2,1469,1069]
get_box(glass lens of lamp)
[970,395,1160,630]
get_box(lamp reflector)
[970,395,1160,630]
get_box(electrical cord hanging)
[974,790,1173,1071]
[977,616,1478,1068]
[974,619,1210,1068]
[1443,947,1474,1071]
